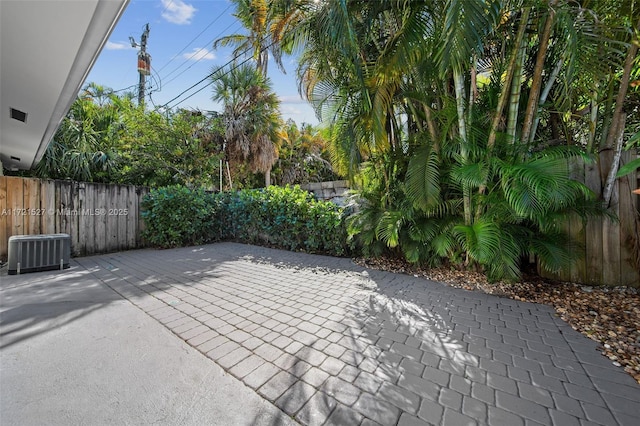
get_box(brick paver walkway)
[75,243,640,426]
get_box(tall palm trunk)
[424,105,439,150]
[486,7,530,152]
[521,1,557,144]
[529,57,563,144]
[602,17,639,205]
[467,55,477,124]
[598,79,616,149]
[453,68,472,226]
[585,88,599,153]
[602,114,626,207]
[506,41,526,142]
[603,17,639,150]
[478,7,530,209]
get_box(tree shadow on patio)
[237,244,476,425]
[0,244,232,351]
[0,267,120,350]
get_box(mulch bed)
[353,257,640,385]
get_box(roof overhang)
[0,0,129,171]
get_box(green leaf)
[376,211,405,248]
[616,157,640,178]
[406,145,441,211]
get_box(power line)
[160,20,242,89]
[159,0,174,18]
[147,66,163,104]
[162,43,258,108]
[155,2,233,75]
[162,38,278,110]
[112,84,139,94]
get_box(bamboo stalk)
[603,114,625,207]
[521,1,557,144]
[486,7,531,151]
[506,39,526,142]
[586,89,599,153]
[529,57,564,145]
[603,17,639,151]
[453,68,472,226]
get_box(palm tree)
[290,0,628,280]
[215,0,313,77]
[272,120,335,184]
[211,63,282,187]
[36,86,119,182]
[215,0,270,76]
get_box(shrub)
[218,185,349,256]
[141,186,218,248]
[142,184,350,256]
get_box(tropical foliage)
[34,84,121,182]
[33,84,224,188]
[211,63,283,187]
[19,0,640,283]
[27,81,331,190]
[272,120,338,184]
[261,0,640,280]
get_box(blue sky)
[87,0,319,125]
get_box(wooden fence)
[2,166,639,286]
[0,176,149,261]
[540,151,640,287]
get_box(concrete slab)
[0,266,296,426]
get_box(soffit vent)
[10,108,27,123]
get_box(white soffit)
[0,0,129,170]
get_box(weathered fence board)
[619,171,639,285]
[0,177,149,261]
[569,158,587,283]
[585,159,604,284]
[540,151,640,287]
[600,150,621,286]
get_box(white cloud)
[279,95,307,104]
[183,47,216,61]
[161,0,197,25]
[281,105,303,115]
[106,41,134,50]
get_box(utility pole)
[130,24,150,107]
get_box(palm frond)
[375,210,405,248]
[405,144,441,211]
[450,160,489,189]
[530,231,576,274]
[453,219,522,281]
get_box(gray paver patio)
[34,242,640,424]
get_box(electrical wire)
[147,65,163,97]
[154,2,233,75]
[161,20,242,89]
[112,84,139,94]
[162,37,277,110]
[162,43,257,108]
[159,0,174,19]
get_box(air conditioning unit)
[7,234,71,275]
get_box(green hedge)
[142,185,349,256]
[141,185,218,248]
